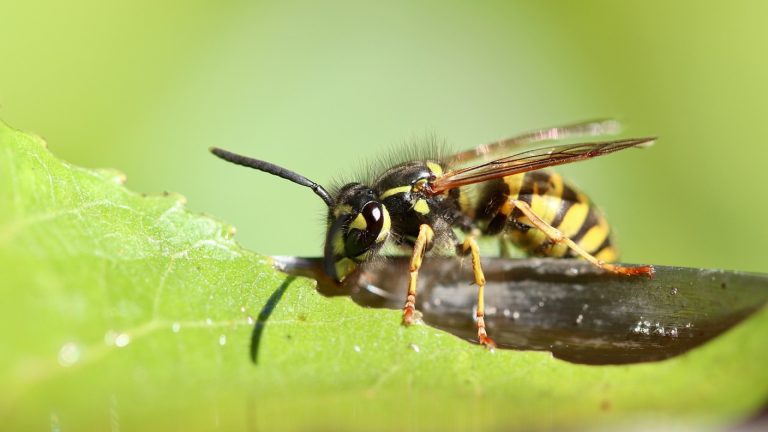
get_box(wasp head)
[209,147,391,283]
[325,183,391,281]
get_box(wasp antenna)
[209,147,335,208]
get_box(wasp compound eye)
[361,201,384,235]
[344,201,388,258]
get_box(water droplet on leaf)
[115,333,130,348]
[58,342,81,367]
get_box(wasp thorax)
[324,183,391,281]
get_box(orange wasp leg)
[461,235,497,349]
[402,224,435,325]
[509,199,655,277]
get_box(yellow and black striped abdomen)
[475,171,618,262]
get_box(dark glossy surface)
[272,256,768,365]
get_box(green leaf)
[1,120,767,431]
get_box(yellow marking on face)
[379,185,411,200]
[335,258,358,281]
[412,199,430,214]
[376,206,391,242]
[333,204,352,218]
[426,161,443,177]
[595,246,618,263]
[556,194,590,237]
[577,221,611,253]
[332,232,345,255]
[349,213,367,231]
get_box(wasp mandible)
[211,120,655,349]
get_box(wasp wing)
[429,137,655,194]
[447,119,623,165]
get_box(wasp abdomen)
[476,171,618,262]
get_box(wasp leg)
[402,224,435,325]
[461,236,497,349]
[509,199,654,277]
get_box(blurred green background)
[2,1,767,273]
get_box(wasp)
[210,119,655,349]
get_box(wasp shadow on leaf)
[250,276,295,364]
